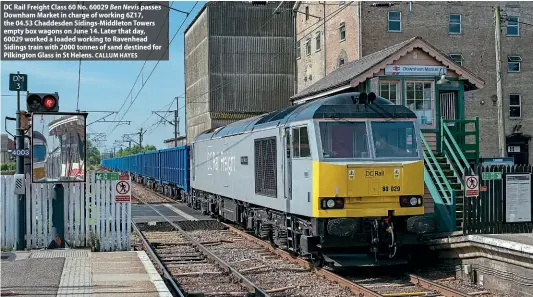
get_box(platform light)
[26,92,59,112]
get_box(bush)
[1,163,16,171]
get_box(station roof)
[195,91,417,142]
[291,36,485,102]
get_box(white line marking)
[137,251,173,297]
[163,204,199,221]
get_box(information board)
[505,173,532,223]
[95,172,119,180]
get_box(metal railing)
[420,130,456,232]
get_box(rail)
[131,222,186,297]
[133,199,271,297]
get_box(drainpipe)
[293,8,298,96]
[321,1,326,76]
[358,1,362,59]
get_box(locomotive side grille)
[254,137,277,197]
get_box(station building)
[294,1,533,165]
[291,36,485,218]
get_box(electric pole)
[152,106,180,147]
[174,109,179,147]
[139,128,143,151]
[494,6,505,157]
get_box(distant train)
[102,91,434,268]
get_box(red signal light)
[42,95,56,110]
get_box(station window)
[339,22,346,42]
[305,6,309,20]
[449,53,464,66]
[449,14,461,34]
[296,40,301,59]
[339,58,345,66]
[405,81,434,127]
[507,16,519,36]
[306,38,311,56]
[380,81,399,104]
[292,126,311,158]
[315,32,321,52]
[509,94,521,118]
[388,11,401,32]
[508,56,521,72]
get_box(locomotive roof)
[195,92,417,142]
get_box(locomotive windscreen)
[319,120,420,159]
[33,145,47,162]
[371,121,419,158]
[319,122,369,159]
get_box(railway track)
[128,173,500,297]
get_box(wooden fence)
[463,164,533,235]
[1,172,131,251]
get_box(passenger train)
[102,91,435,267]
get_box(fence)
[463,164,533,235]
[1,172,131,251]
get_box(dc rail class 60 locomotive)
[102,92,435,267]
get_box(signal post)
[9,72,28,250]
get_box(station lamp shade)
[26,92,59,112]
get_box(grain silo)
[184,1,295,143]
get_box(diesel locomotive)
[102,91,435,267]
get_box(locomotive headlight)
[400,195,423,207]
[326,199,335,208]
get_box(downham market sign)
[385,65,447,76]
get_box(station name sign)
[385,65,448,76]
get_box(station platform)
[132,202,213,223]
[0,249,171,297]
[424,232,533,296]
[425,232,533,257]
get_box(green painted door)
[439,91,462,145]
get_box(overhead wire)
[106,1,199,138]
[141,1,354,140]
[108,1,176,124]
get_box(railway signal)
[26,92,59,112]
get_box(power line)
[109,1,176,123]
[116,2,351,143]
[106,1,199,138]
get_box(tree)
[86,140,101,168]
[114,145,157,157]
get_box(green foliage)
[114,145,157,157]
[87,140,101,167]
[1,163,16,171]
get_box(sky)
[1,1,206,154]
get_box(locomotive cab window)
[371,121,419,159]
[292,126,311,158]
[319,121,369,159]
[33,144,47,162]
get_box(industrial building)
[184,1,296,143]
[294,1,532,164]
